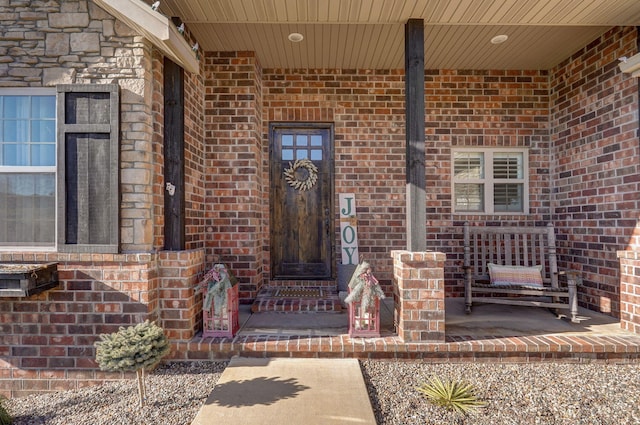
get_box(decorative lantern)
[345,261,384,337]
[198,264,239,338]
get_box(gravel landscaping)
[5,360,640,424]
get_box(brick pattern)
[619,251,640,333]
[392,251,446,342]
[158,249,206,340]
[172,333,640,362]
[184,54,207,251]
[250,287,343,313]
[422,69,551,297]
[550,26,640,316]
[150,49,206,252]
[151,51,166,250]
[262,69,407,293]
[0,252,157,398]
[261,68,551,297]
[203,52,264,302]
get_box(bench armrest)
[559,270,583,287]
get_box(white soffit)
[93,0,200,74]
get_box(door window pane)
[296,135,308,146]
[282,149,293,161]
[310,135,322,146]
[282,135,293,146]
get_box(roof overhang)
[93,0,199,74]
[156,0,640,70]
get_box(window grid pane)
[453,149,527,214]
[1,94,56,167]
[493,153,522,179]
[282,132,323,162]
[454,152,484,179]
[454,183,484,211]
[494,183,523,212]
[0,173,55,246]
[0,92,56,247]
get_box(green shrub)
[0,396,12,425]
[95,320,170,407]
[417,377,485,414]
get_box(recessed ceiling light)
[491,34,508,44]
[288,32,304,42]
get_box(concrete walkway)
[191,357,377,425]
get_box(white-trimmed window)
[0,85,120,252]
[452,148,529,214]
[0,88,57,248]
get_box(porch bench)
[463,222,580,323]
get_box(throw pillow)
[487,263,544,287]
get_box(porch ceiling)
[158,0,640,70]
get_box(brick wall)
[423,69,551,296]
[262,69,408,292]
[259,68,551,296]
[184,47,207,251]
[203,51,264,301]
[618,251,640,333]
[151,51,166,250]
[550,26,640,316]
[0,252,156,397]
[158,250,205,340]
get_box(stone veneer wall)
[0,0,155,251]
[550,26,640,317]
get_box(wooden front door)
[270,123,333,280]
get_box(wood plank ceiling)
[157,0,640,69]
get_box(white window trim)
[452,147,530,215]
[0,87,58,251]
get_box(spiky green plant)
[417,377,485,414]
[94,320,170,407]
[0,395,12,425]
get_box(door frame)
[268,122,335,280]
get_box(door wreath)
[284,158,318,191]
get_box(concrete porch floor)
[172,298,640,362]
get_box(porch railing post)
[391,250,446,343]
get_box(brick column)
[618,251,640,334]
[391,250,446,342]
[158,249,206,340]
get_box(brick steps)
[250,285,343,313]
[173,333,640,362]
